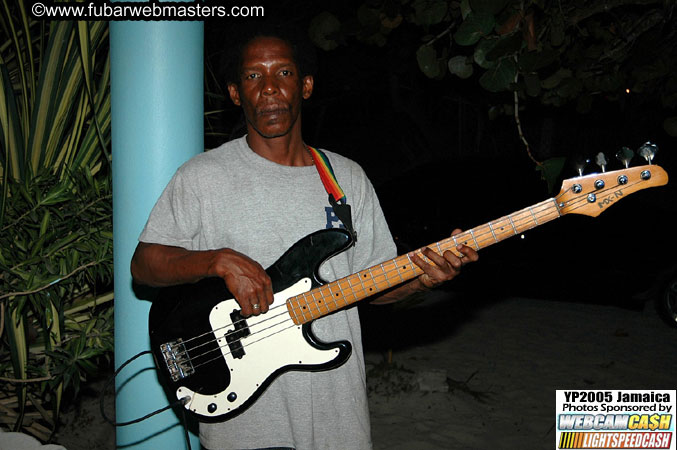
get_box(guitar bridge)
[160,339,195,382]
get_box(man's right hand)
[208,249,274,316]
[131,242,274,316]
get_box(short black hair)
[221,22,317,85]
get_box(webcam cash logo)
[556,390,675,449]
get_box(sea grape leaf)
[454,12,495,46]
[479,57,516,92]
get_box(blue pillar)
[110,20,203,449]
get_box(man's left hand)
[409,228,479,289]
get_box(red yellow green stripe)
[307,146,346,202]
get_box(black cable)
[180,403,193,450]
[98,350,188,418]
[99,350,193,449]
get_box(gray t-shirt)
[139,136,396,450]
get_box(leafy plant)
[0,0,112,441]
[309,0,677,188]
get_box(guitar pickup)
[225,310,250,359]
[160,339,195,382]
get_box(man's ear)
[227,82,241,106]
[302,76,314,100]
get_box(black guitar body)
[148,228,354,422]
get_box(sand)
[45,289,676,450]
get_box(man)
[131,27,477,450]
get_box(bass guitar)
[148,163,668,422]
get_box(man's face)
[228,37,313,139]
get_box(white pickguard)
[176,277,341,418]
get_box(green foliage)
[0,0,112,440]
[0,171,113,439]
[309,0,677,189]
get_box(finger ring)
[252,303,260,310]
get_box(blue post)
[110,20,203,449]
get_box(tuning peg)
[574,157,590,176]
[637,141,658,164]
[616,147,634,168]
[595,152,608,172]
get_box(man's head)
[226,26,317,139]
[225,25,317,86]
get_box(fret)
[391,258,405,283]
[355,271,368,296]
[551,198,562,217]
[379,263,392,288]
[367,266,377,286]
[361,269,375,296]
[507,215,518,235]
[405,253,419,277]
[395,256,411,280]
[300,292,312,317]
[528,207,539,225]
[488,221,498,242]
[473,226,487,249]
[322,285,340,311]
[494,218,509,236]
[335,280,348,307]
[345,274,361,305]
[469,229,480,250]
[312,288,331,314]
[306,292,318,320]
[298,295,311,322]
[287,295,301,325]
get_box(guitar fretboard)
[286,198,562,325]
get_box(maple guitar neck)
[286,198,561,325]
[285,163,669,325]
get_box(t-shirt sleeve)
[350,168,397,272]
[138,169,201,249]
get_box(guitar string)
[172,201,565,366]
[176,198,559,355]
[175,191,573,362]
[173,179,642,369]
[188,190,575,369]
[283,177,643,324]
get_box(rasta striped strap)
[306,145,356,241]
[307,146,346,204]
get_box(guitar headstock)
[556,165,668,217]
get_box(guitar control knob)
[227,392,237,403]
[618,175,628,185]
[587,194,596,203]
[208,403,218,413]
[594,180,605,189]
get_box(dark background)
[203,1,677,319]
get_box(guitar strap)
[307,146,357,242]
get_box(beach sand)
[49,290,677,450]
